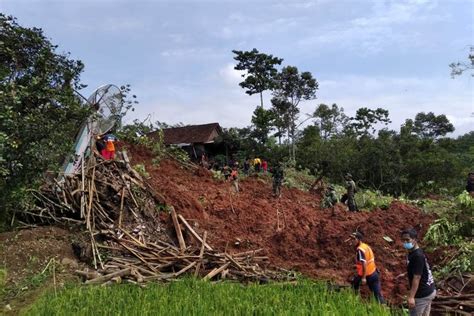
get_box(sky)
[1,0,473,136]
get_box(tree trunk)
[259,91,263,108]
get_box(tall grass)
[26,279,395,316]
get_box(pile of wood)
[28,151,291,284]
[432,274,474,315]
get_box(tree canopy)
[0,14,90,223]
[232,48,283,108]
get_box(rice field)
[25,279,400,316]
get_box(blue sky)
[2,0,473,135]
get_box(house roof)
[150,123,222,145]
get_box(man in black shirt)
[400,228,436,316]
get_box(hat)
[345,173,352,179]
[351,231,363,240]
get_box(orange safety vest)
[356,242,377,276]
[106,140,115,152]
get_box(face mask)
[403,242,414,250]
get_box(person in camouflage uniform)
[272,163,284,198]
[322,184,338,208]
[341,173,358,212]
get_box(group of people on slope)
[219,159,283,196]
[322,173,359,212]
[351,228,436,316]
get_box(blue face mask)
[403,242,414,250]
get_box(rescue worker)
[230,165,239,193]
[399,228,436,316]
[222,165,231,180]
[466,172,474,197]
[341,173,358,212]
[95,135,106,156]
[254,157,262,173]
[322,185,338,208]
[243,158,250,175]
[350,231,385,304]
[262,160,268,173]
[272,163,284,197]
[102,133,117,160]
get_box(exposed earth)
[0,144,440,312]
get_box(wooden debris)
[27,151,290,285]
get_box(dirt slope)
[125,144,436,304]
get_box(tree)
[350,107,391,137]
[232,48,283,108]
[250,106,275,144]
[272,66,318,160]
[449,46,474,78]
[0,14,92,223]
[413,112,455,139]
[313,103,349,139]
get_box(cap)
[351,231,363,240]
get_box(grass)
[25,279,395,316]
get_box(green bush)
[355,190,394,210]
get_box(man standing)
[466,172,474,197]
[350,231,385,303]
[253,157,262,173]
[230,165,239,193]
[272,163,284,198]
[341,173,358,212]
[400,228,436,316]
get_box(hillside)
[126,144,436,303]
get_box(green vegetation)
[26,279,393,316]
[355,190,394,210]
[133,164,150,179]
[422,192,473,279]
[0,268,6,289]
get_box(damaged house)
[149,123,225,161]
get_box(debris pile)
[432,274,473,315]
[28,152,290,284]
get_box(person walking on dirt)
[262,160,268,173]
[350,231,385,304]
[230,165,239,193]
[466,172,474,197]
[272,163,284,197]
[253,157,262,173]
[243,158,250,175]
[322,185,338,208]
[222,165,231,180]
[399,228,436,316]
[341,173,358,212]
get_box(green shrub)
[355,190,394,210]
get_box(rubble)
[27,151,291,285]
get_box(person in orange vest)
[102,133,117,160]
[350,231,385,303]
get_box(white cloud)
[218,63,245,87]
[313,74,473,135]
[298,0,449,54]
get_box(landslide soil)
[125,144,437,304]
